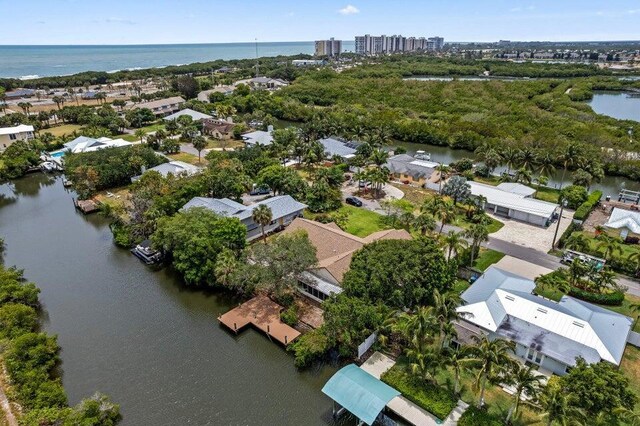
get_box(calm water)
[0,174,346,426]
[588,91,640,122]
[0,42,356,79]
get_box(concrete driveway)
[488,209,575,253]
[341,183,404,215]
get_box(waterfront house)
[385,154,439,186]
[62,136,132,154]
[197,86,235,102]
[604,207,640,240]
[234,77,289,90]
[282,218,411,301]
[5,88,36,99]
[0,124,35,151]
[163,108,212,122]
[242,126,274,146]
[468,181,558,227]
[455,266,632,375]
[131,96,185,117]
[203,118,236,140]
[131,161,201,182]
[318,137,358,160]
[182,195,306,241]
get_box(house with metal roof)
[197,86,235,102]
[241,126,274,146]
[282,218,412,301]
[182,195,306,241]
[163,108,213,122]
[234,77,289,90]
[0,124,35,151]
[62,136,132,154]
[385,154,440,186]
[318,137,358,160]
[455,266,632,375]
[130,96,185,117]
[604,207,640,240]
[131,161,201,182]
[496,182,537,197]
[468,181,558,227]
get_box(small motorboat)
[131,239,163,265]
[414,150,431,161]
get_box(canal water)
[0,174,347,426]
[588,91,640,123]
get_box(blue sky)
[1,0,639,44]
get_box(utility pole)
[551,198,568,249]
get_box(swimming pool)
[49,151,65,158]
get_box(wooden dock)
[73,198,100,214]
[218,295,301,345]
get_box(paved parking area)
[488,210,575,253]
[341,183,404,215]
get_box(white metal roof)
[64,136,132,153]
[469,181,558,218]
[163,108,213,121]
[241,130,273,146]
[497,182,537,197]
[0,124,34,135]
[604,207,640,234]
[458,266,632,365]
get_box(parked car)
[345,196,363,207]
[249,185,271,196]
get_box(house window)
[9,134,16,140]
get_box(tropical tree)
[423,195,455,234]
[628,251,640,277]
[17,102,32,115]
[466,335,515,407]
[558,142,583,189]
[442,175,471,205]
[537,151,556,178]
[442,230,468,260]
[252,204,273,244]
[539,379,584,426]
[192,135,208,163]
[464,223,490,266]
[134,129,146,144]
[412,212,436,236]
[504,364,544,424]
[52,95,65,110]
[500,146,520,176]
[443,346,468,395]
[514,167,533,185]
[564,233,590,252]
[435,164,451,193]
[595,233,622,262]
[432,290,462,348]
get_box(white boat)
[40,161,59,172]
[415,150,431,161]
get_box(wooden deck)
[218,295,301,345]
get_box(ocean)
[0,41,356,79]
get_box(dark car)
[249,186,271,196]
[345,196,363,207]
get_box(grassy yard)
[533,185,561,203]
[473,248,505,271]
[205,138,244,150]
[118,134,138,142]
[337,205,387,237]
[138,122,166,133]
[42,123,83,137]
[167,152,206,166]
[94,186,131,212]
[621,345,640,414]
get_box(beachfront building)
[131,96,185,117]
[385,154,440,187]
[318,137,358,160]
[315,38,343,57]
[355,34,444,55]
[4,88,36,99]
[0,124,35,151]
[242,126,274,146]
[292,59,326,67]
[468,181,558,227]
[455,266,632,375]
[197,86,235,102]
[282,218,411,301]
[182,195,306,241]
[61,136,132,154]
[203,118,236,140]
[163,108,212,122]
[131,161,200,182]
[604,207,640,240]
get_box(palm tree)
[628,251,640,277]
[214,249,239,287]
[252,204,273,244]
[192,135,208,163]
[466,335,515,407]
[558,142,583,189]
[518,147,537,171]
[412,212,436,236]
[435,164,451,193]
[504,364,543,424]
[595,233,622,262]
[564,233,590,252]
[134,129,146,144]
[432,290,462,348]
[17,101,32,115]
[464,223,490,266]
[52,95,65,110]
[537,151,556,178]
[443,346,468,395]
[397,306,437,351]
[442,230,468,260]
[500,146,520,176]
[407,345,443,384]
[514,167,533,185]
[539,384,584,426]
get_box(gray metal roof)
[163,108,213,121]
[132,161,200,181]
[497,182,537,197]
[385,154,436,180]
[182,195,307,222]
[242,130,273,146]
[318,137,357,158]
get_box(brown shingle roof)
[283,218,412,283]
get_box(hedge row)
[573,190,603,221]
[569,286,625,306]
[381,365,457,420]
[457,406,503,426]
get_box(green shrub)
[573,190,603,221]
[288,327,331,368]
[458,406,503,426]
[381,365,457,420]
[569,286,625,306]
[559,185,588,209]
[280,304,298,326]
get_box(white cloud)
[509,7,522,12]
[338,4,360,15]
[105,17,136,25]
[629,9,640,14]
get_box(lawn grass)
[167,152,206,166]
[452,278,471,294]
[621,345,640,414]
[205,138,244,150]
[533,186,561,203]
[42,123,83,137]
[473,249,505,271]
[117,134,138,142]
[94,186,131,212]
[337,204,387,237]
[138,122,166,133]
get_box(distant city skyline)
[1,0,640,45]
